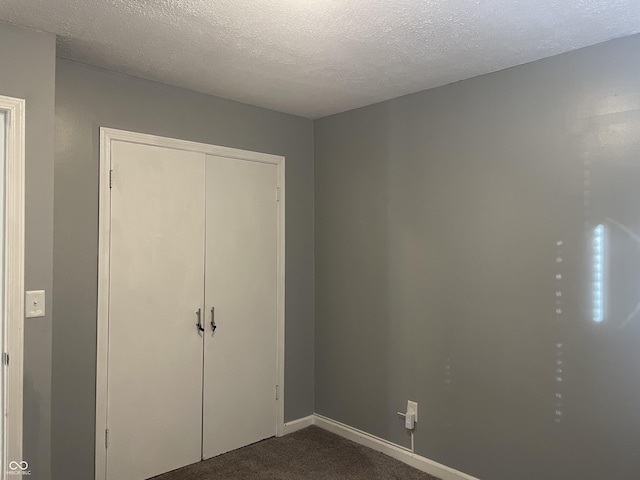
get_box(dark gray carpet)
[150,426,440,480]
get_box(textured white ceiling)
[1,1,640,118]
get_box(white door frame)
[95,128,286,480]
[0,95,25,477]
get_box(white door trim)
[0,95,25,476]
[96,128,286,480]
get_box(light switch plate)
[25,290,45,318]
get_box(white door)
[202,155,278,458]
[107,142,205,480]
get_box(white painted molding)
[313,414,480,480]
[282,415,314,435]
[94,128,112,480]
[275,151,285,438]
[283,413,480,479]
[0,95,25,471]
[95,128,286,479]
[99,128,284,164]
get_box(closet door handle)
[196,308,204,333]
[210,307,217,332]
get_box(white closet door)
[203,155,278,459]
[107,142,205,480]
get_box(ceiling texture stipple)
[1,1,640,118]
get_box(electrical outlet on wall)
[407,400,418,422]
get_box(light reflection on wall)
[593,224,605,323]
[554,240,564,424]
[605,218,640,329]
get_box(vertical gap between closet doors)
[200,153,207,460]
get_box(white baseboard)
[282,413,480,480]
[282,415,315,435]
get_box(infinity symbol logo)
[8,461,28,471]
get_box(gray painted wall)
[52,59,314,480]
[315,34,640,480]
[0,22,55,480]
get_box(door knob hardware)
[210,307,217,332]
[196,308,205,333]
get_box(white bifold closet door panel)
[202,155,278,459]
[107,142,205,480]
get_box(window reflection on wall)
[593,224,605,323]
[580,94,640,330]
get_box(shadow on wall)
[22,373,40,478]
[314,100,397,444]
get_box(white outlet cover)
[25,290,45,318]
[407,400,418,422]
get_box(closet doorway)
[95,129,285,480]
